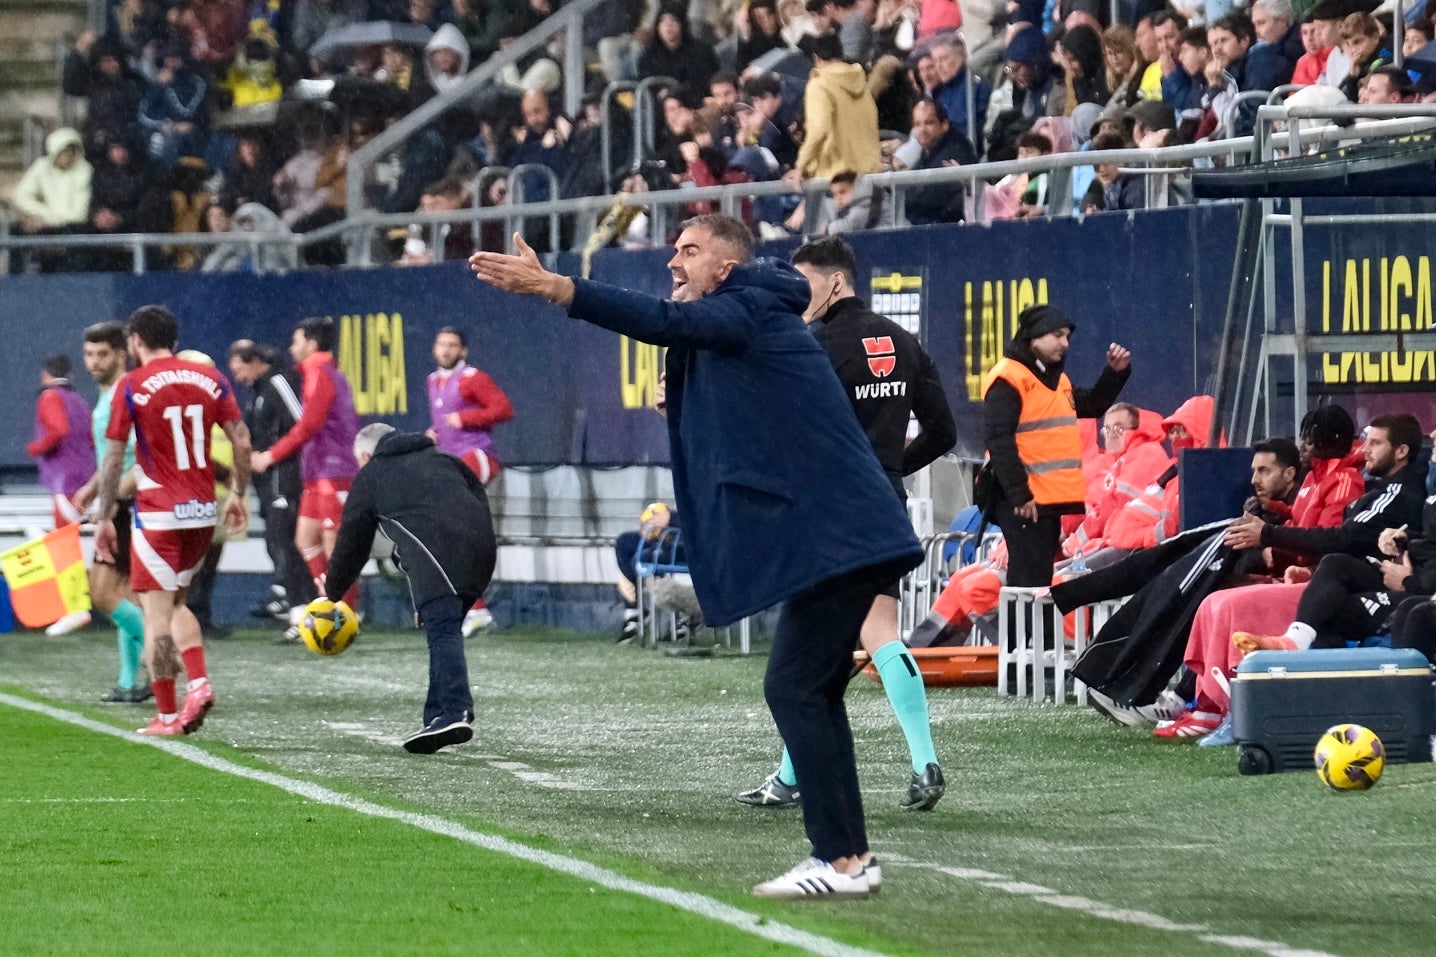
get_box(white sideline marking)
[324,721,585,790]
[0,693,891,957]
[890,860,1342,957]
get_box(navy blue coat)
[568,258,923,625]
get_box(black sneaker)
[899,763,945,811]
[616,614,640,645]
[125,683,154,704]
[251,598,291,620]
[402,716,474,754]
[735,772,801,808]
[100,686,130,703]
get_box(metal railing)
[10,104,1436,273]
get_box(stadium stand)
[4,0,1436,270]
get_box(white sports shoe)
[462,607,494,638]
[752,857,872,900]
[45,611,92,636]
[1088,688,1186,727]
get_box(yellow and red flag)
[0,524,91,629]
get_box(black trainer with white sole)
[899,762,945,811]
[735,772,801,808]
[402,717,474,754]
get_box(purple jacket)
[30,383,95,496]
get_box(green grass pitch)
[2,624,1434,957]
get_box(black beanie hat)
[1016,304,1075,340]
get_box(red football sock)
[305,551,327,583]
[471,598,487,612]
[181,646,207,683]
[342,582,359,609]
[153,678,177,716]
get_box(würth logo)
[863,337,896,377]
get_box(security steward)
[322,423,497,754]
[983,305,1132,586]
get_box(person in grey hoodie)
[423,22,471,96]
[201,202,294,273]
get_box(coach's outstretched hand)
[469,234,575,308]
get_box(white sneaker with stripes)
[752,857,872,900]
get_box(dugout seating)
[632,527,750,654]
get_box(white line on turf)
[323,720,585,790]
[0,693,889,957]
[886,858,1342,957]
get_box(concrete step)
[0,90,63,125]
[0,12,81,57]
[0,58,62,92]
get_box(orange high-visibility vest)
[982,358,1085,506]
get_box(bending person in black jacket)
[322,424,497,755]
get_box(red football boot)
[178,682,215,734]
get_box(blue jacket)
[568,258,923,625]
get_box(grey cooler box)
[1231,647,1435,776]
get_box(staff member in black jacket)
[322,423,498,754]
[735,236,956,812]
[228,340,311,627]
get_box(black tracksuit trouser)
[764,568,888,863]
[1297,553,1402,647]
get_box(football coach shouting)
[472,214,922,900]
[321,423,497,755]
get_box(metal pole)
[1395,0,1405,70]
[1289,196,1307,439]
[564,20,584,119]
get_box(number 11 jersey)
[108,355,243,531]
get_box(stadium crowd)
[8,0,1436,271]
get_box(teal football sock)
[872,641,939,773]
[776,747,797,789]
[111,600,146,687]
[115,629,138,689]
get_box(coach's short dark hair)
[741,72,782,100]
[227,338,275,364]
[1370,413,1423,462]
[791,236,856,285]
[1367,65,1413,95]
[83,321,127,351]
[914,97,950,125]
[43,354,71,378]
[680,213,754,263]
[436,326,468,348]
[296,316,337,352]
[1253,437,1300,472]
[128,305,179,351]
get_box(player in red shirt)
[250,317,361,635]
[95,306,251,737]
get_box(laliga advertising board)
[2,202,1434,469]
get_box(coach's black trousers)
[418,594,475,725]
[765,568,889,863]
[1297,554,1401,647]
[260,476,313,606]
